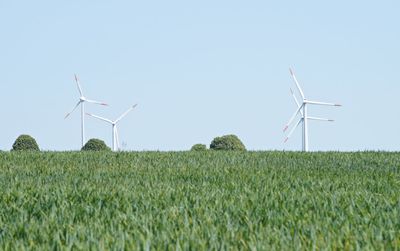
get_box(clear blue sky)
[1,0,399,151]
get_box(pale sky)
[1,0,399,151]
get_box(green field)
[0,151,399,250]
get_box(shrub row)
[192,134,246,151]
[9,135,110,152]
[8,134,246,152]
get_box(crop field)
[0,151,399,250]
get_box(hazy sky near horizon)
[0,0,399,151]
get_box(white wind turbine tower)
[65,74,108,147]
[283,68,341,152]
[86,104,138,151]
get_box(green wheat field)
[0,151,399,250]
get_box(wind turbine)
[65,74,108,147]
[283,68,341,152]
[86,104,138,151]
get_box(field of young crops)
[0,151,399,250]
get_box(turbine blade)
[283,103,304,132]
[308,116,334,122]
[290,88,304,116]
[307,100,341,107]
[86,113,113,124]
[290,88,301,108]
[115,104,138,123]
[65,101,81,119]
[289,68,305,99]
[285,118,302,143]
[85,99,108,106]
[74,74,84,96]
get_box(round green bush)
[191,144,207,151]
[12,134,40,151]
[81,138,111,151]
[210,134,246,151]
